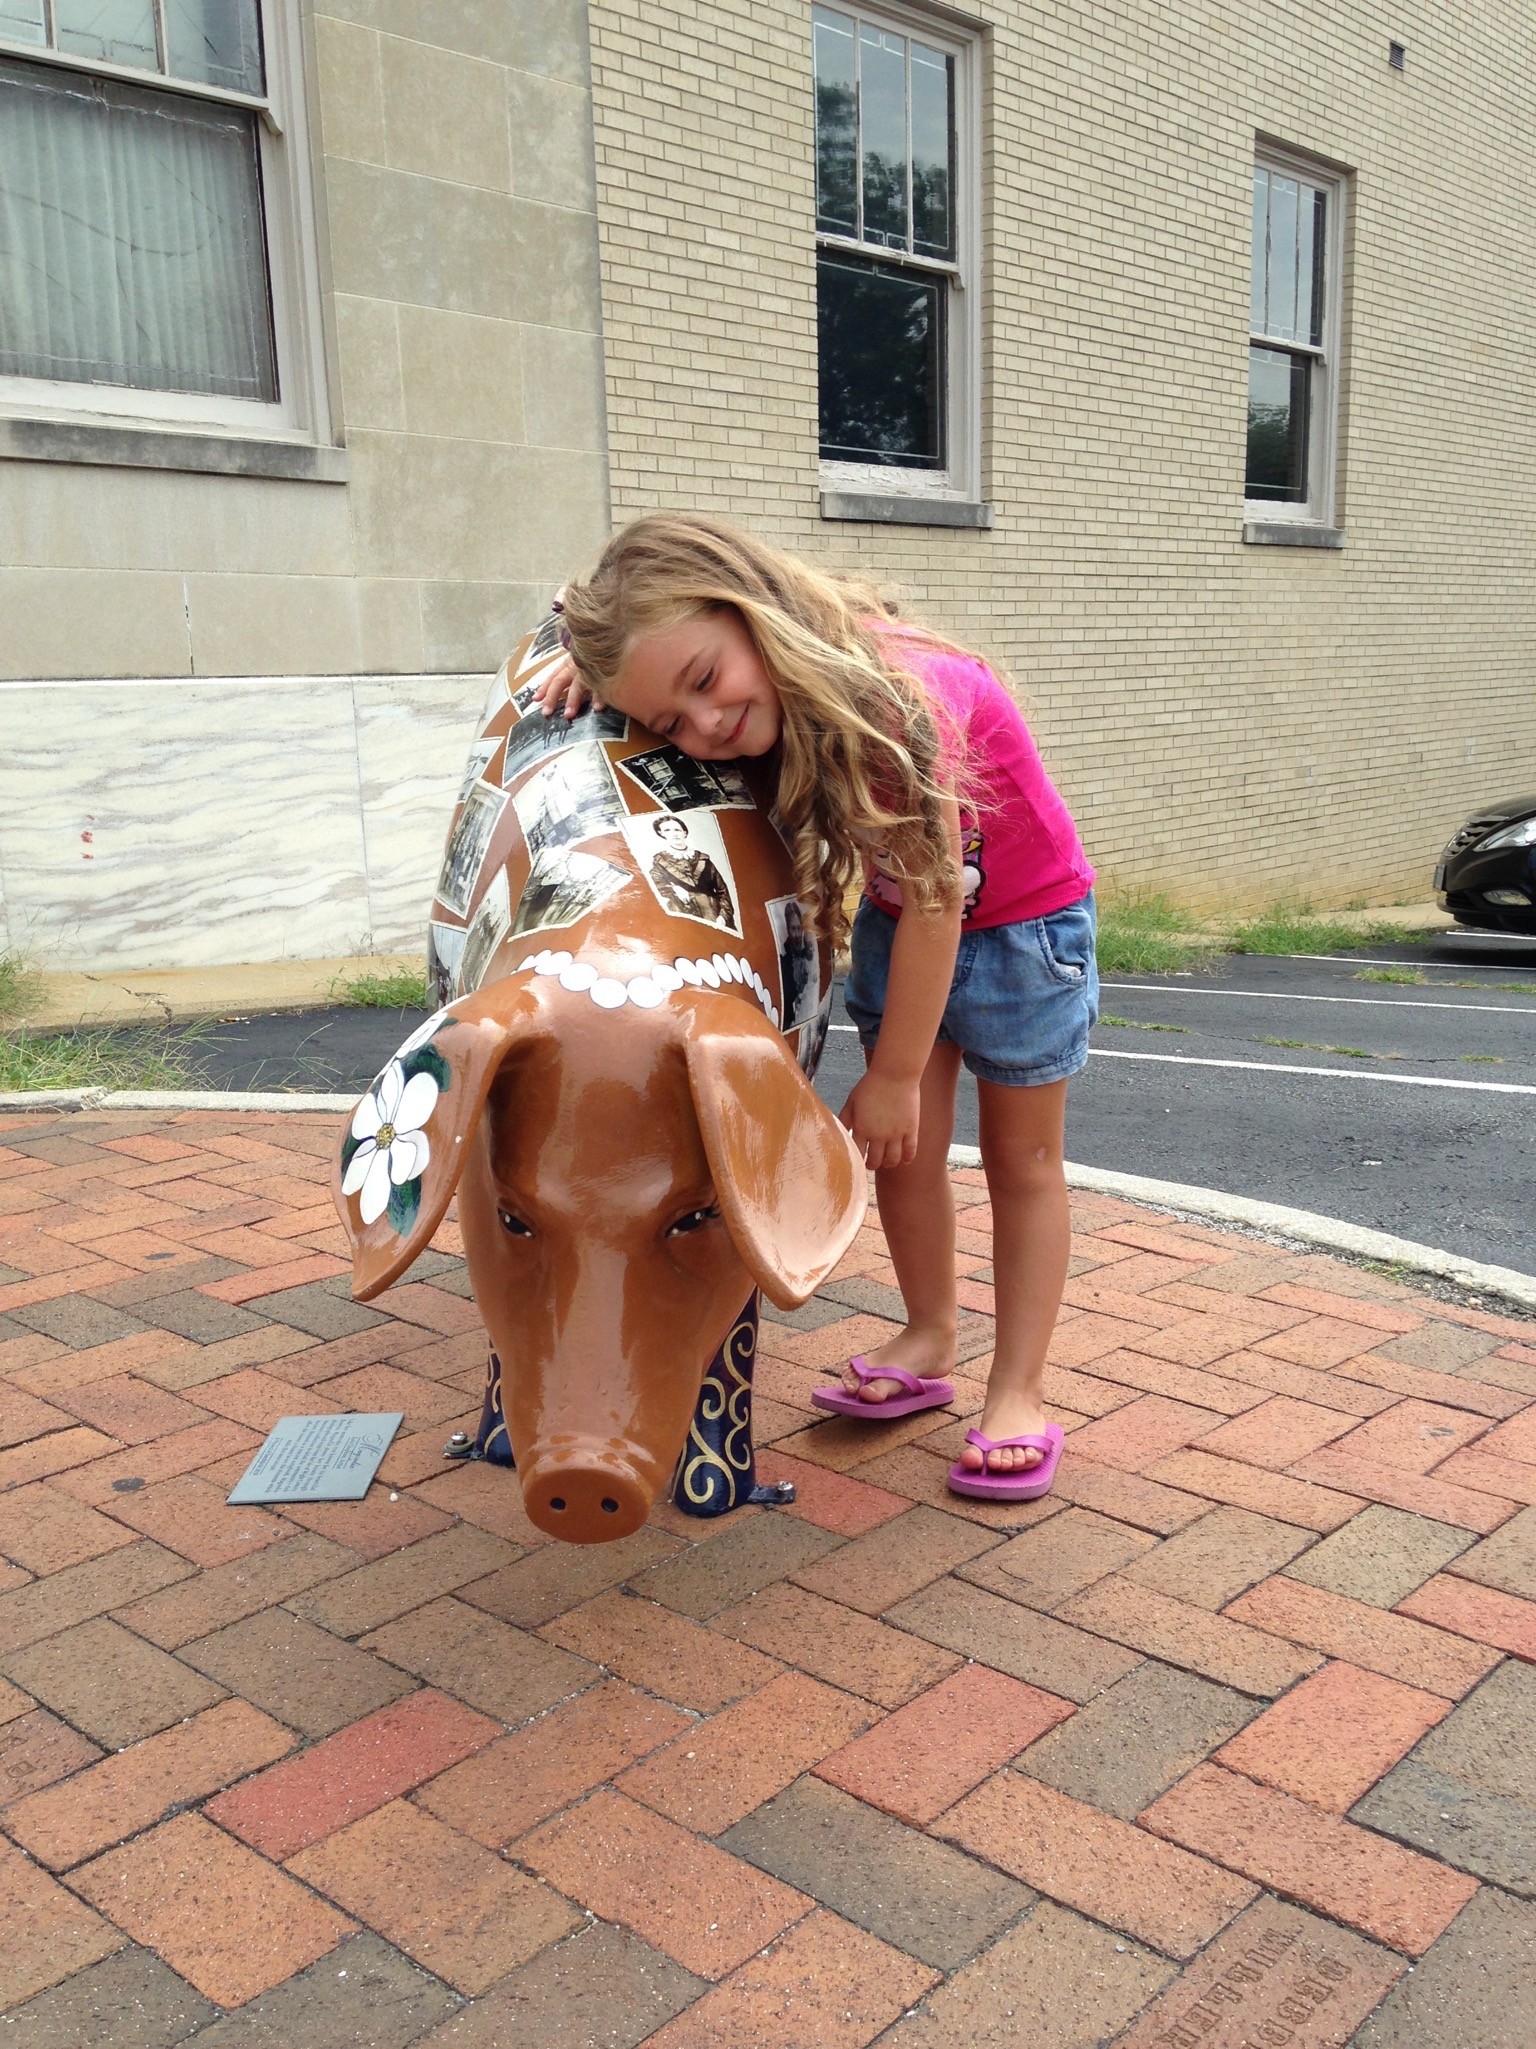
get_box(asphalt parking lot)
[122,927,1536,1279]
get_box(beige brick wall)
[0,0,609,681]
[586,0,1536,908]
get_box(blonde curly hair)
[558,513,968,949]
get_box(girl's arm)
[840,796,964,1172]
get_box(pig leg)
[445,1346,515,1467]
[672,1295,795,1516]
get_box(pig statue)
[331,612,867,1545]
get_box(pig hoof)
[748,1480,796,1506]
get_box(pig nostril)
[601,1498,620,1514]
[548,1497,566,1512]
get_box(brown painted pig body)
[332,614,866,1544]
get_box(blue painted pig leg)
[450,1309,794,1516]
[444,1346,514,1466]
[672,1294,795,1516]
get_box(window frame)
[814,0,985,521]
[1245,141,1347,534]
[0,0,337,467]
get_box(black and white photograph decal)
[438,781,509,918]
[511,745,626,862]
[458,737,501,803]
[427,921,467,1009]
[510,845,633,939]
[622,808,741,935]
[617,745,754,814]
[767,894,820,1032]
[511,667,559,716]
[460,868,512,993]
[501,702,627,787]
[515,610,565,674]
[798,985,833,1076]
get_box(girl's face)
[607,607,782,759]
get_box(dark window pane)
[818,253,943,467]
[910,41,953,257]
[166,0,265,96]
[1308,186,1327,346]
[1246,345,1309,500]
[0,56,277,400]
[859,22,907,250]
[812,5,857,238]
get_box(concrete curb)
[0,1089,359,1113]
[2,1090,1529,1310]
[947,1144,1536,1310]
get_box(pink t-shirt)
[864,635,1095,929]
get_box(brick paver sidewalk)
[0,1107,1533,2046]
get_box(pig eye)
[666,1204,720,1238]
[497,1208,534,1238]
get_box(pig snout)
[517,1438,654,1543]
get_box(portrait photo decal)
[767,894,820,1032]
[621,808,741,936]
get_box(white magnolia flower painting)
[342,1059,439,1227]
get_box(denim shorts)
[843,890,1099,1087]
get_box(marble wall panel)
[0,681,372,969]
[352,674,488,950]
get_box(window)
[1246,149,1345,529]
[0,1,333,463]
[812,3,983,519]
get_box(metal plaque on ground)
[227,1412,405,1505]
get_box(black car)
[1436,795,1536,934]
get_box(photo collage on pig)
[429,614,828,1059]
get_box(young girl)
[538,514,1097,1501]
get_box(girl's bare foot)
[959,1386,1049,1472]
[841,1327,955,1406]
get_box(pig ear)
[331,984,540,1301]
[683,996,868,1310]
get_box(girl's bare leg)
[842,1039,964,1398]
[957,1077,1071,1473]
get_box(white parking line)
[1289,953,1536,973]
[1089,1048,1536,1094]
[1099,982,1536,1016]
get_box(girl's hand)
[531,655,593,721]
[839,1071,921,1172]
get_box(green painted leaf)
[386,1175,422,1237]
[404,1043,451,1094]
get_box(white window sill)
[820,487,993,529]
[0,415,348,482]
[1243,519,1344,550]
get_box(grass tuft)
[1227,904,1427,957]
[1354,966,1426,986]
[1259,1036,1381,1060]
[0,1024,211,1093]
[1094,893,1211,975]
[332,967,430,1010]
[0,954,41,1026]
[1099,1014,1189,1033]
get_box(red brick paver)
[0,1106,1526,2042]
[1140,1763,1479,1954]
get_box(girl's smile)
[607,609,782,760]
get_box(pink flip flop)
[811,1355,955,1420]
[947,1423,1065,1501]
